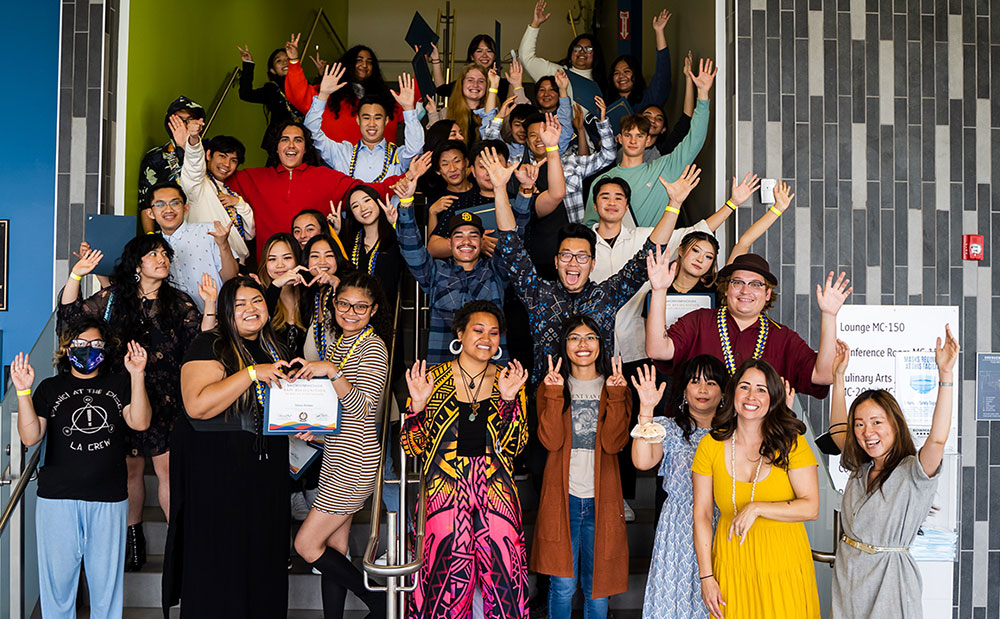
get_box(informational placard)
[664,292,715,330]
[976,353,1000,420]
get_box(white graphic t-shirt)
[567,375,604,498]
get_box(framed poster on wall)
[0,219,8,311]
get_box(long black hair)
[465,34,498,66]
[329,271,390,343]
[266,48,287,85]
[342,184,399,261]
[608,54,647,105]
[107,235,190,346]
[556,314,611,405]
[327,45,394,122]
[669,354,728,443]
[561,34,608,96]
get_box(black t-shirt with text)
[32,372,132,502]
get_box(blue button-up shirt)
[160,222,224,313]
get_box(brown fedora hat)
[716,253,777,286]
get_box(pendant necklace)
[730,432,764,518]
[457,360,488,421]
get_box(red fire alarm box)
[963,234,984,260]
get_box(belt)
[840,533,909,555]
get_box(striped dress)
[305,322,388,514]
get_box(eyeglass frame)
[334,299,374,315]
[69,338,106,350]
[556,251,593,265]
[727,278,768,291]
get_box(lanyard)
[324,326,374,369]
[348,141,397,182]
[717,307,769,375]
[351,231,380,275]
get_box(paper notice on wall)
[894,351,940,432]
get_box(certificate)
[664,293,715,330]
[264,378,341,435]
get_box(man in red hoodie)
[228,120,401,257]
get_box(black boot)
[124,523,146,572]
[309,548,386,619]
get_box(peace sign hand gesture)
[606,355,627,388]
[327,201,343,234]
[542,354,564,386]
[379,194,399,226]
[285,33,301,61]
[237,44,253,63]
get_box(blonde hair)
[446,64,487,145]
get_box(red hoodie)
[228,163,400,255]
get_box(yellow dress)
[691,434,820,619]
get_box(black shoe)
[310,548,385,619]
[124,523,146,572]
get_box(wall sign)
[0,220,8,311]
[976,353,1000,420]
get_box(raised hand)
[426,41,440,63]
[606,355,627,387]
[539,112,562,148]
[168,113,190,147]
[408,151,433,181]
[935,324,960,375]
[498,359,529,400]
[730,172,761,207]
[480,146,518,187]
[209,219,234,245]
[487,67,501,90]
[10,352,34,392]
[683,49,693,76]
[554,69,570,95]
[405,360,433,411]
[772,180,795,213]
[423,95,438,115]
[237,44,253,63]
[197,272,218,306]
[505,58,524,86]
[514,162,540,189]
[379,194,399,226]
[594,96,606,122]
[498,96,518,120]
[687,57,718,97]
[658,164,702,206]
[393,176,417,201]
[832,339,850,378]
[652,8,671,31]
[124,341,148,376]
[630,364,666,408]
[318,63,347,98]
[285,33,301,61]
[571,103,586,131]
[815,271,852,315]
[71,246,104,278]
[647,245,678,291]
[542,354,564,386]
[531,0,551,28]
[327,200,343,234]
[309,50,327,75]
[391,73,417,111]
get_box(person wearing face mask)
[12,318,151,619]
[284,36,405,145]
[605,9,673,135]
[631,355,727,619]
[532,316,632,619]
[306,65,424,182]
[227,120,401,257]
[692,359,820,619]
[165,277,292,618]
[645,251,852,400]
[58,238,212,573]
[237,45,303,152]
[403,301,531,619]
[173,114,255,265]
[829,329,959,619]
[139,96,206,233]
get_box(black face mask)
[68,346,105,373]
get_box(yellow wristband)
[70,272,83,281]
[665,205,681,215]
[488,88,499,94]
[16,389,31,397]
[247,365,257,382]
[514,86,524,91]
[399,197,414,204]
[769,206,783,216]
[545,145,559,152]
[726,199,738,211]
[493,117,504,123]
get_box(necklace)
[717,307,769,375]
[251,339,282,407]
[138,282,162,299]
[348,141,397,182]
[730,432,764,518]
[350,230,380,275]
[312,288,331,353]
[456,360,489,421]
[324,326,374,369]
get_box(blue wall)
[0,4,60,370]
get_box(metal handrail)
[811,510,840,566]
[0,447,39,537]
[303,8,348,66]
[203,65,241,135]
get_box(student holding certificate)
[291,272,390,619]
[166,276,291,618]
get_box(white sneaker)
[623,500,636,522]
[290,492,310,521]
[303,487,318,508]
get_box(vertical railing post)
[9,412,25,619]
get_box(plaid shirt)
[496,229,654,383]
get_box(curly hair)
[451,300,506,337]
[710,359,806,470]
[841,389,917,493]
[55,315,120,375]
[327,45,394,122]
[264,120,321,167]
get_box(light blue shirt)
[161,222,223,313]
[479,96,574,160]
[305,96,424,181]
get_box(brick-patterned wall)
[54,0,119,285]
[736,1,997,617]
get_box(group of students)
[10,3,957,619]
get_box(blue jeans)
[36,497,127,619]
[548,495,609,619]
[377,422,400,515]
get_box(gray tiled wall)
[737,1,998,617]
[55,0,119,283]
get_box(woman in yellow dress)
[691,359,820,619]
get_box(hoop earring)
[134,271,141,283]
[449,339,463,355]
[491,346,502,361]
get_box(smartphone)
[511,49,518,64]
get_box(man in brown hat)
[645,252,852,398]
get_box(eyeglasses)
[572,46,594,54]
[567,334,600,344]
[729,278,767,291]
[151,199,184,208]
[556,252,593,265]
[334,299,373,314]
[69,338,105,350]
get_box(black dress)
[238,61,303,151]
[162,331,289,618]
